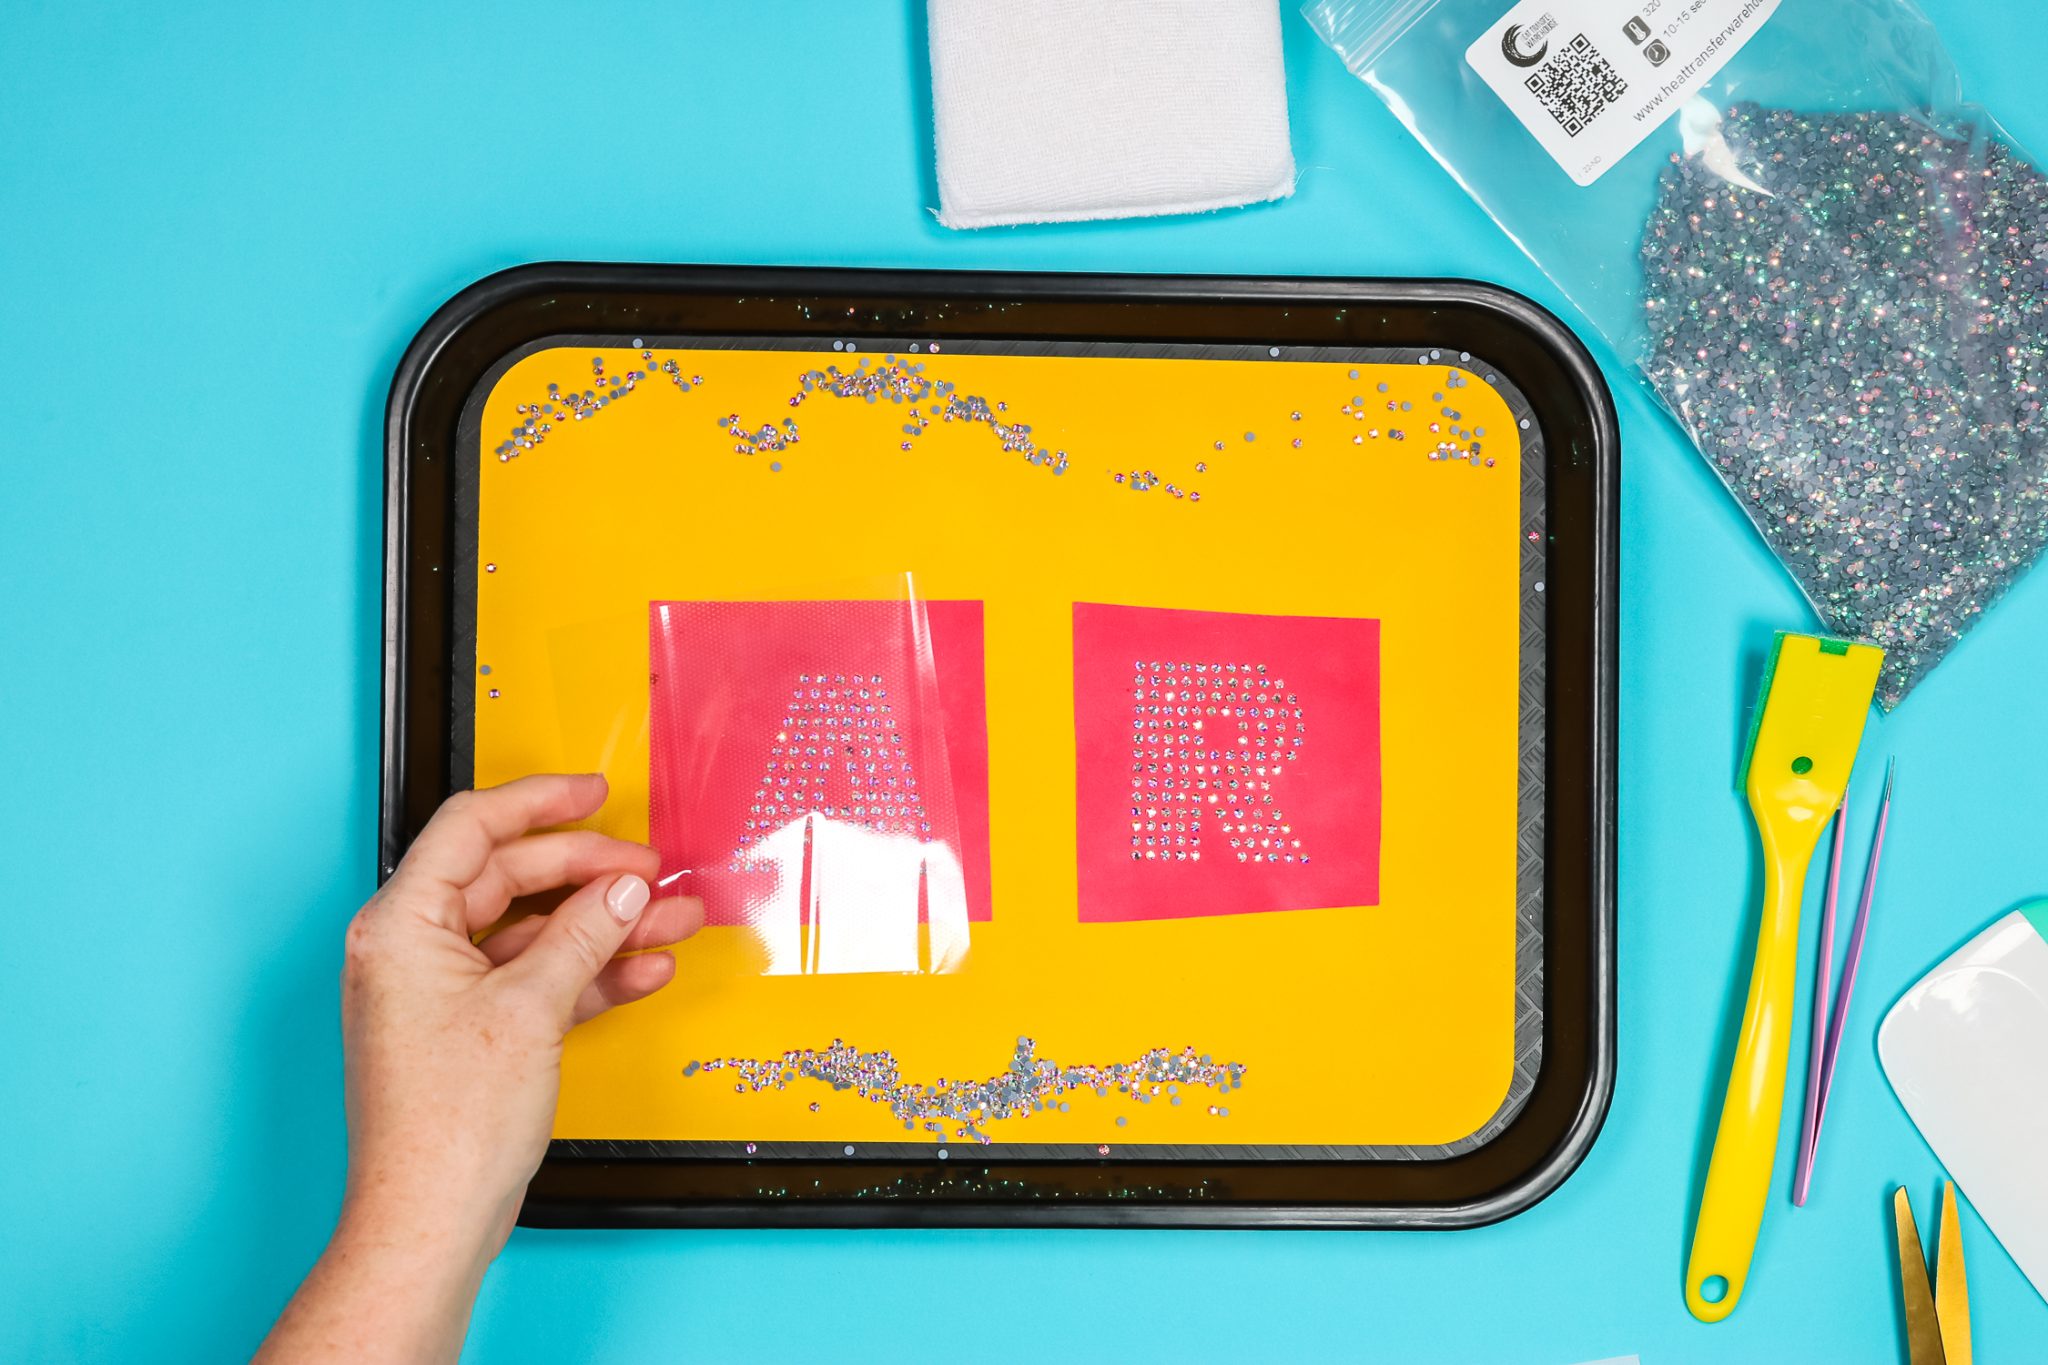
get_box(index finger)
[394,773,612,890]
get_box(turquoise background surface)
[4,2,2045,1360]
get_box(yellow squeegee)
[1685,632,1883,1321]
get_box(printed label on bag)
[1465,0,1778,185]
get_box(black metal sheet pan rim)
[382,261,1618,1231]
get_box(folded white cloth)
[927,0,1296,229]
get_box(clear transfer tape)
[644,573,972,975]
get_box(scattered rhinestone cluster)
[794,357,1073,471]
[685,1038,1246,1146]
[1331,367,1497,468]
[719,413,798,457]
[742,1171,1219,1200]
[697,355,1083,477]
[735,673,929,871]
[1643,104,2048,706]
[493,347,700,463]
[495,348,1516,501]
[1127,661,1307,866]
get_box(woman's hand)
[258,774,702,1363]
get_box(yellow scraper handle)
[1685,847,1809,1321]
[1685,630,1882,1322]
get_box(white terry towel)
[927,0,1297,229]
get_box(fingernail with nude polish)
[606,874,650,923]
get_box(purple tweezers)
[1793,757,1895,1206]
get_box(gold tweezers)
[1894,1181,1970,1365]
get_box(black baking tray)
[381,263,1618,1229]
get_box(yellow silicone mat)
[469,341,1527,1151]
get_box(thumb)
[501,872,650,1020]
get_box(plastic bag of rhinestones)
[1307,0,2048,706]
[644,574,979,975]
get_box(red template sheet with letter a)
[648,599,991,974]
[1071,603,1381,923]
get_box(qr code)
[1523,34,1627,138]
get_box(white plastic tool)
[1878,902,2048,1302]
